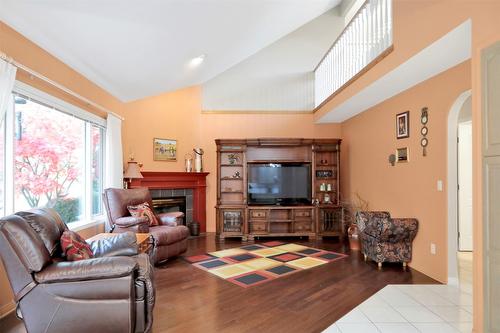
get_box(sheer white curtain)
[105,114,124,189]
[0,59,17,123]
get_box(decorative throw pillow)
[60,230,94,261]
[127,202,159,226]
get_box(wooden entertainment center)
[215,138,344,241]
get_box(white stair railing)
[314,0,393,108]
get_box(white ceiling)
[317,20,472,123]
[0,0,342,102]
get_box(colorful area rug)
[184,241,348,288]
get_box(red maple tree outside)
[14,107,84,209]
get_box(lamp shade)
[123,161,143,179]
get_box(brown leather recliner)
[102,188,189,264]
[0,208,155,333]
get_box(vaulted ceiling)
[0,0,342,101]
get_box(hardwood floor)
[1,234,439,333]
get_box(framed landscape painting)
[153,138,177,161]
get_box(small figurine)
[323,193,331,204]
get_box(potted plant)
[342,193,369,251]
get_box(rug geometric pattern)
[184,241,348,288]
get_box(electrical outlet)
[430,243,436,255]
[437,180,443,192]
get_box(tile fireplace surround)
[130,171,209,233]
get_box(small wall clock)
[421,107,429,125]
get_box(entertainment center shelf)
[216,138,344,241]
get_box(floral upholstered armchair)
[356,211,418,269]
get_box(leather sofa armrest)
[88,232,138,258]
[115,216,149,228]
[35,257,138,283]
[157,213,178,227]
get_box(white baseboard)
[0,301,15,319]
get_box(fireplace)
[130,172,209,232]
[152,196,186,225]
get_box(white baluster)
[313,0,392,106]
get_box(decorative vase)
[185,153,193,172]
[348,224,361,251]
[189,222,200,236]
[193,148,204,172]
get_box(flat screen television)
[247,162,311,205]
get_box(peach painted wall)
[340,60,471,284]
[121,87,341,233]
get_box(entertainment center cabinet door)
[218,208,246,238]
[318,207,344,239]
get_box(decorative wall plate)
[421,137,428,147]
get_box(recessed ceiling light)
[189,54,206,67]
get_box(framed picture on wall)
[396,111,410,139]
[153,138,177,161]
[396,147,409,163]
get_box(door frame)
[458,120,473,251]
[447,89,472,285]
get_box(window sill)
[68,215,106,232]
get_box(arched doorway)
[447,89,472,288]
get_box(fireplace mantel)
[130,172,209,232]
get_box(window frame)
[3,81,107,230]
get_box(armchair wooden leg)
[377,262,382,270]
[363,254,368,261]
[403,262,407,270]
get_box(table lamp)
[123,159,143,189]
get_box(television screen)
[247,163,311,205]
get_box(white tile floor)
[323,284,473,333]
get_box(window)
[2,82,106,225]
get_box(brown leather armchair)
[103,188,189,264]
[0,208,155,333]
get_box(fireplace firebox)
[152,196,186,225]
